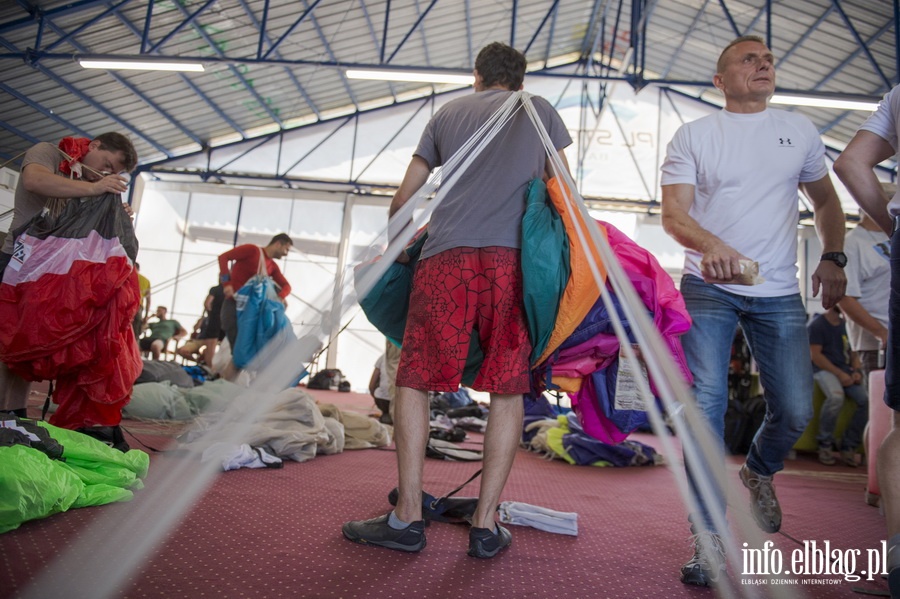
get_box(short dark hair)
[94,132,138,172]
[269,233,293,246]
[475,42,527,91]
[716,35,767,74]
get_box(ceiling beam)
[0,0,110,35]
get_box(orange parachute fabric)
[534,177,607,367]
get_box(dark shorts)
[207,287,225,340]
[139,336,162,351]
[221,297,237,348]
[396,246,531,394]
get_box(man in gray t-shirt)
[0,133,136,420]
[343,42,572,558]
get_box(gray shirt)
[414,90,572,259]
[3,142,63,255]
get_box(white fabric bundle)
[498,500,578,536]
[201,442,282,471]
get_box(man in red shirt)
[217,233,293,380]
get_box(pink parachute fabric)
[0,194,142,429]
[558,221,693,444]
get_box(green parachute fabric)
[521,178,570,364]
[0,421,149,534]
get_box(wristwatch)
[820,251,847,268]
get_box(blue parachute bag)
[233,274,293,369]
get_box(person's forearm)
[23,170,97,199]
[839,296,889,340]
[811,353,845,377]
[833,131,895,235]
[812,196,845,254]
[664,213,726,254]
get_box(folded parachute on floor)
[0,194,142,429]
[0,418,148,534]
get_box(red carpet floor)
[0,387,890,598]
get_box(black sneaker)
[467,524,512,559]
[680,532,725,586]
[342,514,426,552]
[75,425,130,452]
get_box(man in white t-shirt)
[833,84,900,598]
[838,182,892,381]
[660,35,847,587]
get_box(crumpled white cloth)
[498,501,578,536]
[201,442,283,471]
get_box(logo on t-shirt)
[778,137,794,147]
[875,241,890,262]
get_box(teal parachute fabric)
[356,230,483,385]
[356,230,428,347]
[521,178,570,364]
[233,275,293,369]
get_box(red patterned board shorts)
[396,246,532,394]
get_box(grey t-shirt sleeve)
[414,117,439,170]
[22,142,62,173]
[536,96,572,151]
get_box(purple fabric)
[549,221,693,444]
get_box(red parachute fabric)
[0,195,141,429]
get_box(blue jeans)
[680,275,813,532]
[887,230,900,411]
[812,371,868,451]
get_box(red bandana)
[57,137,92,178]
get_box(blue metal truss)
[41,18,205,147]
[0,0,895,183]
[169,1,283,127]
[235,0,321,120]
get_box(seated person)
[177,314,210,364]
[808,306,869,467]
[369,352,393,425]
[140,306,187,361]
[176,285,225,368]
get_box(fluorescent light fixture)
[79,59,205,72]
[771,94,878,111]
[346,69,473,85]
